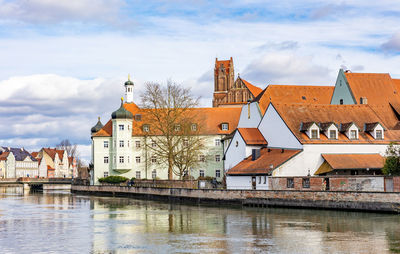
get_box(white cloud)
[381,32,400,53]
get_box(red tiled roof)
[227,148,301,175]
[322,153,384,170]
[257,85,334,114]
[237,128,267,145]
[272,103,400,144]
[94,104,242,137]
[0,152,9,161]
[240,78,263,97]
[43,148,65,161]
[47,165,55,170]
[31,152,38,158]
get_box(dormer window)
[300,122,320,139]
[364,122,385,140]
[174,124,181,131]
[191,123,197,131]
[350,130,357,139]
[320,122,338,140]
[134,114,142,121]
[311,129,318,139]
[143,124,150,132]
[329,130,337,139]
[221,123,229,131]
[340,122,359,140]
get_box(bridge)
[0,177,72,191]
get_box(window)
[350,130,357,139]
[263,176,266,184]
[340,99,344,105]
[119,140,124,147]
[216,170,221,178]
[127,156,130,163]
[136,171,141,179]
[376,130,383,139]
[151,156,157,163]
[104,141,109,148]
[127,140,130,147]
[128,125,130,130]
[199,155,205,162]
[183,139,188,147]
[311,129,318,139]
[119,156,124,163]
[135,114,142,121]
[258,176,261,184]
[215,139,221,146]
[104,172,108,177]
[119,124,124,131]
[235,141,239,147]
[221,123,229,131]
[136,156,141,163]
[104,156,109,164]
[302,178,310,188]
[215,155,220,162]
[329,130,337,139]
[151,141,157,147]
[143,125,150,132]
[199,170,205,177]
[191,123,197,131]
[113,156,116,163]
[152,170,157,179]
[114,140,116,147]
[174,124,181,131]
[135,141,141,148]
[287,178,294,188]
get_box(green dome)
[91,117,104,133]
[124,80,134,86]
[112,98,133,120]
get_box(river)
[0,186,399,254]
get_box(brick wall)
[394,177,400,192]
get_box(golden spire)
[128,74,130,81]
[121,97,124,102]
[98,116,100,121]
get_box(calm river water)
[0,187,399,254]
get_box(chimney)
[252,149,261,161]
[21,148,24,151]
[247,100,251,119]
[281,148,284,153]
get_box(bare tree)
[140,80,204,180]
[56,139,83,168]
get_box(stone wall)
[269,176,398,192]
[72,185,400,213]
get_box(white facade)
[258,104,302,149]
[226,175,269,190]
[237,102,262,128]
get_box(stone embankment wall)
[72,185,400,213]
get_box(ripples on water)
[0,186,399,254]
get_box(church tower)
[124,75,134,103]
[213,57,234,107]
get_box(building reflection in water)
[0,187,399,254]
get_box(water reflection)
[0,186,399,253]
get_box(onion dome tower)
[112,98,133,119]
[91,117,104,134]
[124,74,134,103]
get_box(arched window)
[340,99,343,105]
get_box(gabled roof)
[94,104,242,137]
[227,148,301,175]
[31,152,38,158]
[0,152,10,161]
[238,78,263,97]
[315,154,384,175]
[364,122,384,132]
[339,122,359,132]
[271,103,400,144]
[2,147,36,161]
[344,72,400,105]
[256,85,334,114]
[319,122,337,132]
[237,128,267,145]
[43,148,65,161]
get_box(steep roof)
[31,152,38,158]
[237,128,267,145]
[314,153,384,175]
[1,147,36,161]
[239,78,263,97]
[272,103,400,144]
[43,148,65,161]
[227,148,301,175]
[93,105,242,137]
[344,72,400,105]
[0,152,10,161]
[257,85,334,114]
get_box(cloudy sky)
[1,0,400,162]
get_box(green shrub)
[98,176,129,184]
[383,142,400,176]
